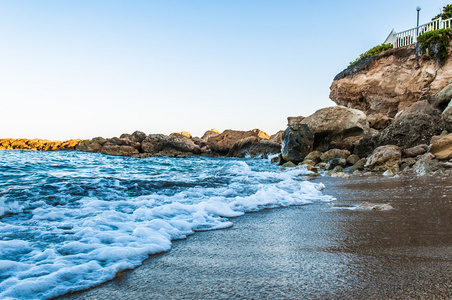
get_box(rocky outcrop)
[281,123,314,164]
[207,129,269,155]
[0,138,82,151]
[330,45,452,118]
[290,106,370,152]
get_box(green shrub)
[417,28,452,65]
[348,43,393,67]
[433,4,452,20]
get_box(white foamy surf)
[0,151,333,299]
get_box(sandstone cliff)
[329,44,452,118]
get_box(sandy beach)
[57,174,452,299]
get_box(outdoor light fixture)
[416,6,421,36]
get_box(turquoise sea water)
[0,151,333,299]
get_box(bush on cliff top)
[433,4,452,20]
[348,43,393,67]
[417,28,452,65]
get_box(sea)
[0,151,334,299]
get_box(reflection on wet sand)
[58,175,452,299]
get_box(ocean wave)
[0,151,333,299]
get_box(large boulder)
[377,101,445,148]
[429,133,452,160]
[297,106,370,151]
[364,145,402,172]
[281,123,314,164]
[207,129,269,155]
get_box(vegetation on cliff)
[348,43,393,67]
[432,4,452,20]
[418,28,452,65]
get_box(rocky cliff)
[329,44,452,118]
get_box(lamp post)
[416,6,421,37]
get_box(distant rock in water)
[0,138,82,151]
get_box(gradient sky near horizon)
[1,0,451,140]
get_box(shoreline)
[57,174,452,299]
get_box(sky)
[1,0,451,140]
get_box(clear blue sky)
[1,0,450,140]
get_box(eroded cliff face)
[329,45,452,118]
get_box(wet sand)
[58,175,452,299]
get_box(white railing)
[387,17,452,48]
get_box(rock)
[367,113,392,130]
[207,129,269,155]
[430,130,449,145]
[413,154,442,176]
[77,139,103,153]
[330,45,452,118]
[201,129,221,141]
[100,144,139,156]
[355,202,394,211]
[429,133,452,160]
[320,149,351,162]
[131,131,147,143]
[316,162,327,170]
[401,158,417,172]
[382,169,394,177]
[282,161,297,168]
[269,131,283,144]
[141,134,170,153]
[402,144,428,158]
[433,83,452,109]
[281,123,314,164]
[328,136,363,152]
[299,106,370,151]
[443,100,452,131]
[166,135,200,154]
[304,151,323,164]
[325,158,347,170]
[364,145,402,172]
[227,137,280,158]
[346,154,360,165]
[354,135,379,158]
[377,101,445,149]
[299,159,316,166]
[120,133,133,140]
[287,116,305,126]
[331,172,350,178]
[304,165,318,173]
[171,131,192,139]
[355,158,367,170]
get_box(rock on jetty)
[77,129,281,159]
[0,138,81,151]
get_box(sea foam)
[0,151,333,299]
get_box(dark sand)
[58,175,452,299]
